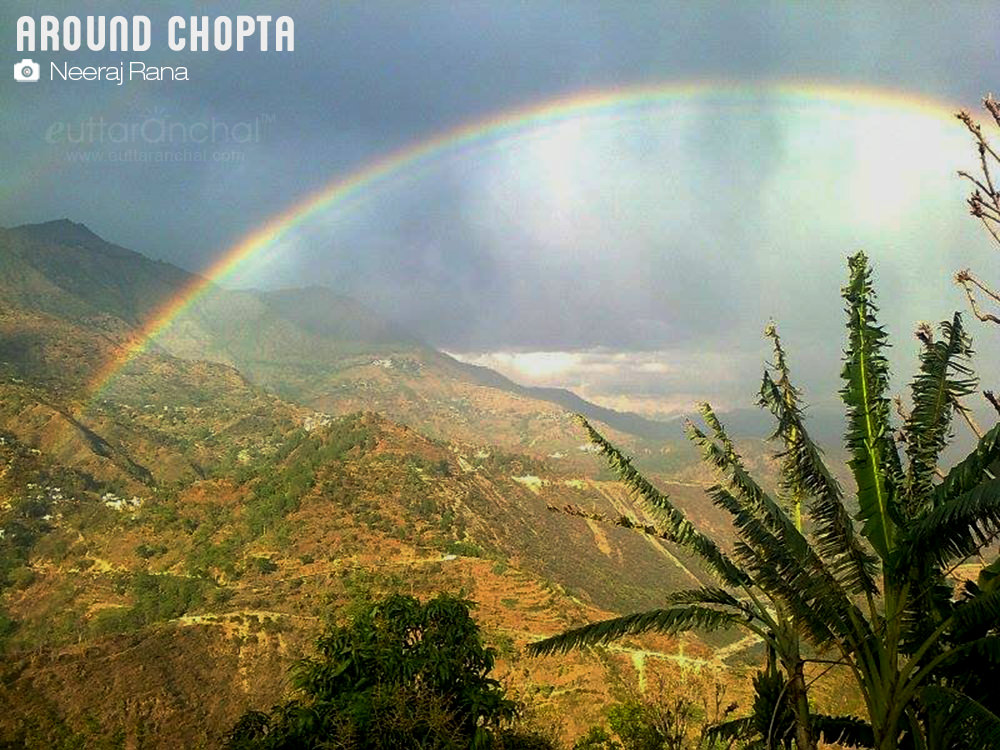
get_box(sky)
[3,2,1000,418]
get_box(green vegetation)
[532,253,1000,749]
[151,416,380,580]
[242,420,375,536]
[0,435,105,653]
[135,543,167,559]
[445,539,486,558]
[225,593,554,749]
[251,556,278,575]
[575,702,688,750]
[0,608,17,651]
[0,713,127,750]
[573,671,739,750]
[90,572,213,634]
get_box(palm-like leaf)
[977,556,1000,592]
[689,417,878,667]
[709,712,875,750]
[900,477,1000,567]
[812,715,875,748]
[708,485,855,648]
[921,685,1000,747]
[661,585,747,609]
[759,368,879,595]
[952,586,1000,632]
[698,400,742,460]
[900,564,955,657]
[689,418,869,639]
[903,314,977,513]
[705,715,756,743]
[578,416,748,586]
[687,418,809,562]
[841,251,900,559]
[544,253,1000,750]
[934,422,1000,506]
[527,604,751,656]
[761,323,809,523]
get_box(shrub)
[445,539,484,558]
[251,557,278,575]
[135,543,166,559]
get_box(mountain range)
[0,220,679,443]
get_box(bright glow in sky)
[217,94,990,415]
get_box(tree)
[530,253,1000,750]
[225,593,546,749]
[955,95,1000,419]
[956,96,1000,336]
[574,670,738,750]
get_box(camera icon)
[14,59,40,83]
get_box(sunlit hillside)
[0,222,860,746]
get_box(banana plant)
[529,253,1000,750]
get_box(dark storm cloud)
[2,1,998,260]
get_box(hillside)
[0,219,862,746]
[0,406,861,747]
[0,400,738,744]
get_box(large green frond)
[759,368,879,595]
[686,417,809,560]
[978,555,1000,593]
[698,399,739,452]
[900,564,955,656]
[663,586,748,609]
[690,416,861,606]
[731,546,840,648]
[812,714,875,748]
[704,716,755,743]
[921,685,1000,747]
[904,313,977,512]
[526,605,747,656]
[545,503,727,558]
[710,485,867,649]
[953,586,1000,632]
[578,416,748,586]
[934,422,1000,506]
[709,711,874,749]
[901,477,1000,567]
[840,251,901,559]
[761,322,808,516]
[689,414,869,648]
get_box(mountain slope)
[0,220,679,450]
[0,408,747,747]
[0,220,191,327]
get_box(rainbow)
[87,79,973,397]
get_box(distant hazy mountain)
[0,219,677,442]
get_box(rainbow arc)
[87,80,972,398]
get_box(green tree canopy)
[225,593,534,749]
